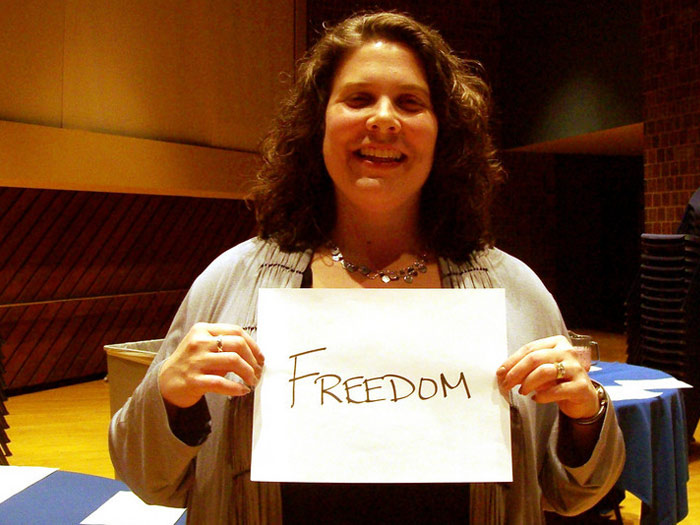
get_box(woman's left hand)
[496,335,600,420]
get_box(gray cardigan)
[109,237,624,524]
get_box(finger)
[500,348,560,391]
[220,335,262,377]
[207,324,265,366]
[518,362,562,396]
[532,379,599,417]
[498,335,568,375]
[239,330,265,366]
[206,334,262,384]
[207,351,260,387]
[195,374,253,398]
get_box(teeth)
[359,147,402,161]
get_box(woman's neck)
[331,205,425,270]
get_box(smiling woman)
[109,11,625,525]
[254,12,504,265]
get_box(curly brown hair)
[253,11,504,262]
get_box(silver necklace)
[328,243,429,284]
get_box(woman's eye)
[398,96,426,111]
[345,94,371,108]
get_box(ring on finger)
[215,335,224,352]
[554,361,566,380]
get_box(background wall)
[0,0,296,392]
[0,0,297,197]
[2,0,699,391]
[493,154,644,332]
[0,188,255,393]
[499,0,642,149]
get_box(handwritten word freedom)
[288,347,471,408]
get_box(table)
[0,468,187,524]
[590,361,689,525]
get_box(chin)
[355,177,387,190]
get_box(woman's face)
[322,40,438,217]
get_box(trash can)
[104,339,162,417]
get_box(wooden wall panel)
[1,1,295,151]
[0,0,64,127]
[0,121,260,199]
[62,0,295,151]
[0,187,256,393]
[1,1,296,199]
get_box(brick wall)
[643,0,700,233]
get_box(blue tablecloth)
[0,469,187,525]
[590,361,689,525]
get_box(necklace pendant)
[404,275,414,283]
[380,274,392,284]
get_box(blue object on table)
[591,361,689,525]
[0,470,187,525]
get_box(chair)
[626,187,700,437]
[626,231,700,438]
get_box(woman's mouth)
[355,147,405,163]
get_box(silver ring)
[216,335,224,352]
[555,361,566,380]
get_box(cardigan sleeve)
[109,361,205,507]
[108,267,213,506]
[108,242,253,506]
[489,248,625,516]
[540,393,625,515]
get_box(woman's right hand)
[158,322,265,409]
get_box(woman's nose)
[366,99,401,134]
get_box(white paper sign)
[251,288,511,483]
